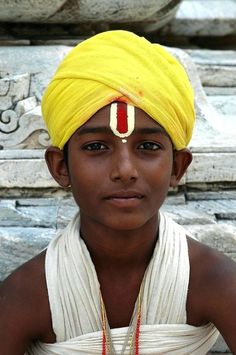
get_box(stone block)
[163,193,186,205]
[161,205,216,225]
[187,200,236,220]
[0,205,57,228]
[184,223,236,262]
[0,0,181,25]
[186,49,236,67]
[0,227,55,281]
[160,0,236,36]
[186,191,236,201]
[0,77,9,95]
[186,153,236,183]
[186,49,236,88]
[0,46,72,101]
[205,87,236,96]
[0,0,65,22]
[17,198,58,206]
[57,199,78,229]
[0,73,30,111]
[197,65,236,88]
[0,158,56,188]
[15,96,37,117]
[208,95,236,115]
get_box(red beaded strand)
[135,310,141,355]
[101,287,142,355]
[102,328,106,355]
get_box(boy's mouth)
[105,191,144,200]
[104,191,144,208]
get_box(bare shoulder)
[0,250,55,355]
[187,236,236,353]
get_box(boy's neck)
[79,212,159,271]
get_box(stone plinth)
[0,0,181,28]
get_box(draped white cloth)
[27,212,219,354]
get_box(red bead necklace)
[100,288,142,355]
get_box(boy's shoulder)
[187,235,236,293]
[187,236,236,351]
[0,250,55,354]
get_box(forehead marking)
[110,102,135,139]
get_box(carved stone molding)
[0,73,50,149]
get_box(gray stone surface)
[185,223,236,262]
[186,200,236,220]
[163,193,186,205]
[186,50,236,67]
[15,96,37,117]
[162,205,217,225]
[187,191,236,201]
[159,0,236,36]
[0,46,72,101]
[205,87,236,96]
[186,153,236,183]
[185,51,236,90]
[0,0,181,25]
[0,73,30,111]
[57,199,78,228]
[197,66,236,88]
[0,158,55,188]
[0,0,65,22]
[208,95,236,116]
[0,203,57,228]
[0,227,55,280]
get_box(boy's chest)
[98,271,144,329]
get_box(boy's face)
[46,104,192,231]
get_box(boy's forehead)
[77,103,168,134]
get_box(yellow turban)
[42,30,195,150]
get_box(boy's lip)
[104,190,145,208]
[104,190,144,200]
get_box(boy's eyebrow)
[77,126,168,136]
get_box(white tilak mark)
[110,102,135,139]
[122,139,127,143]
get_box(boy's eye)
[82,142,107,151]
[138,142,161,150]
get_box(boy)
[0,30,236,354]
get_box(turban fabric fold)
[42,30,195,150]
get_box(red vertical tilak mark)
[116,102,128,134]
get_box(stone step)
[156,0,236,36]
[0,227,55,281]
[186,49,236,87]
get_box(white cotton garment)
[26,212,219,354]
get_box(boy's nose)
[110,147,138,183]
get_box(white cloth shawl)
[27,212,219,354]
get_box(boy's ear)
[45,146,70,188]
[170,148,192,187]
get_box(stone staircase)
[0,1,235,353]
